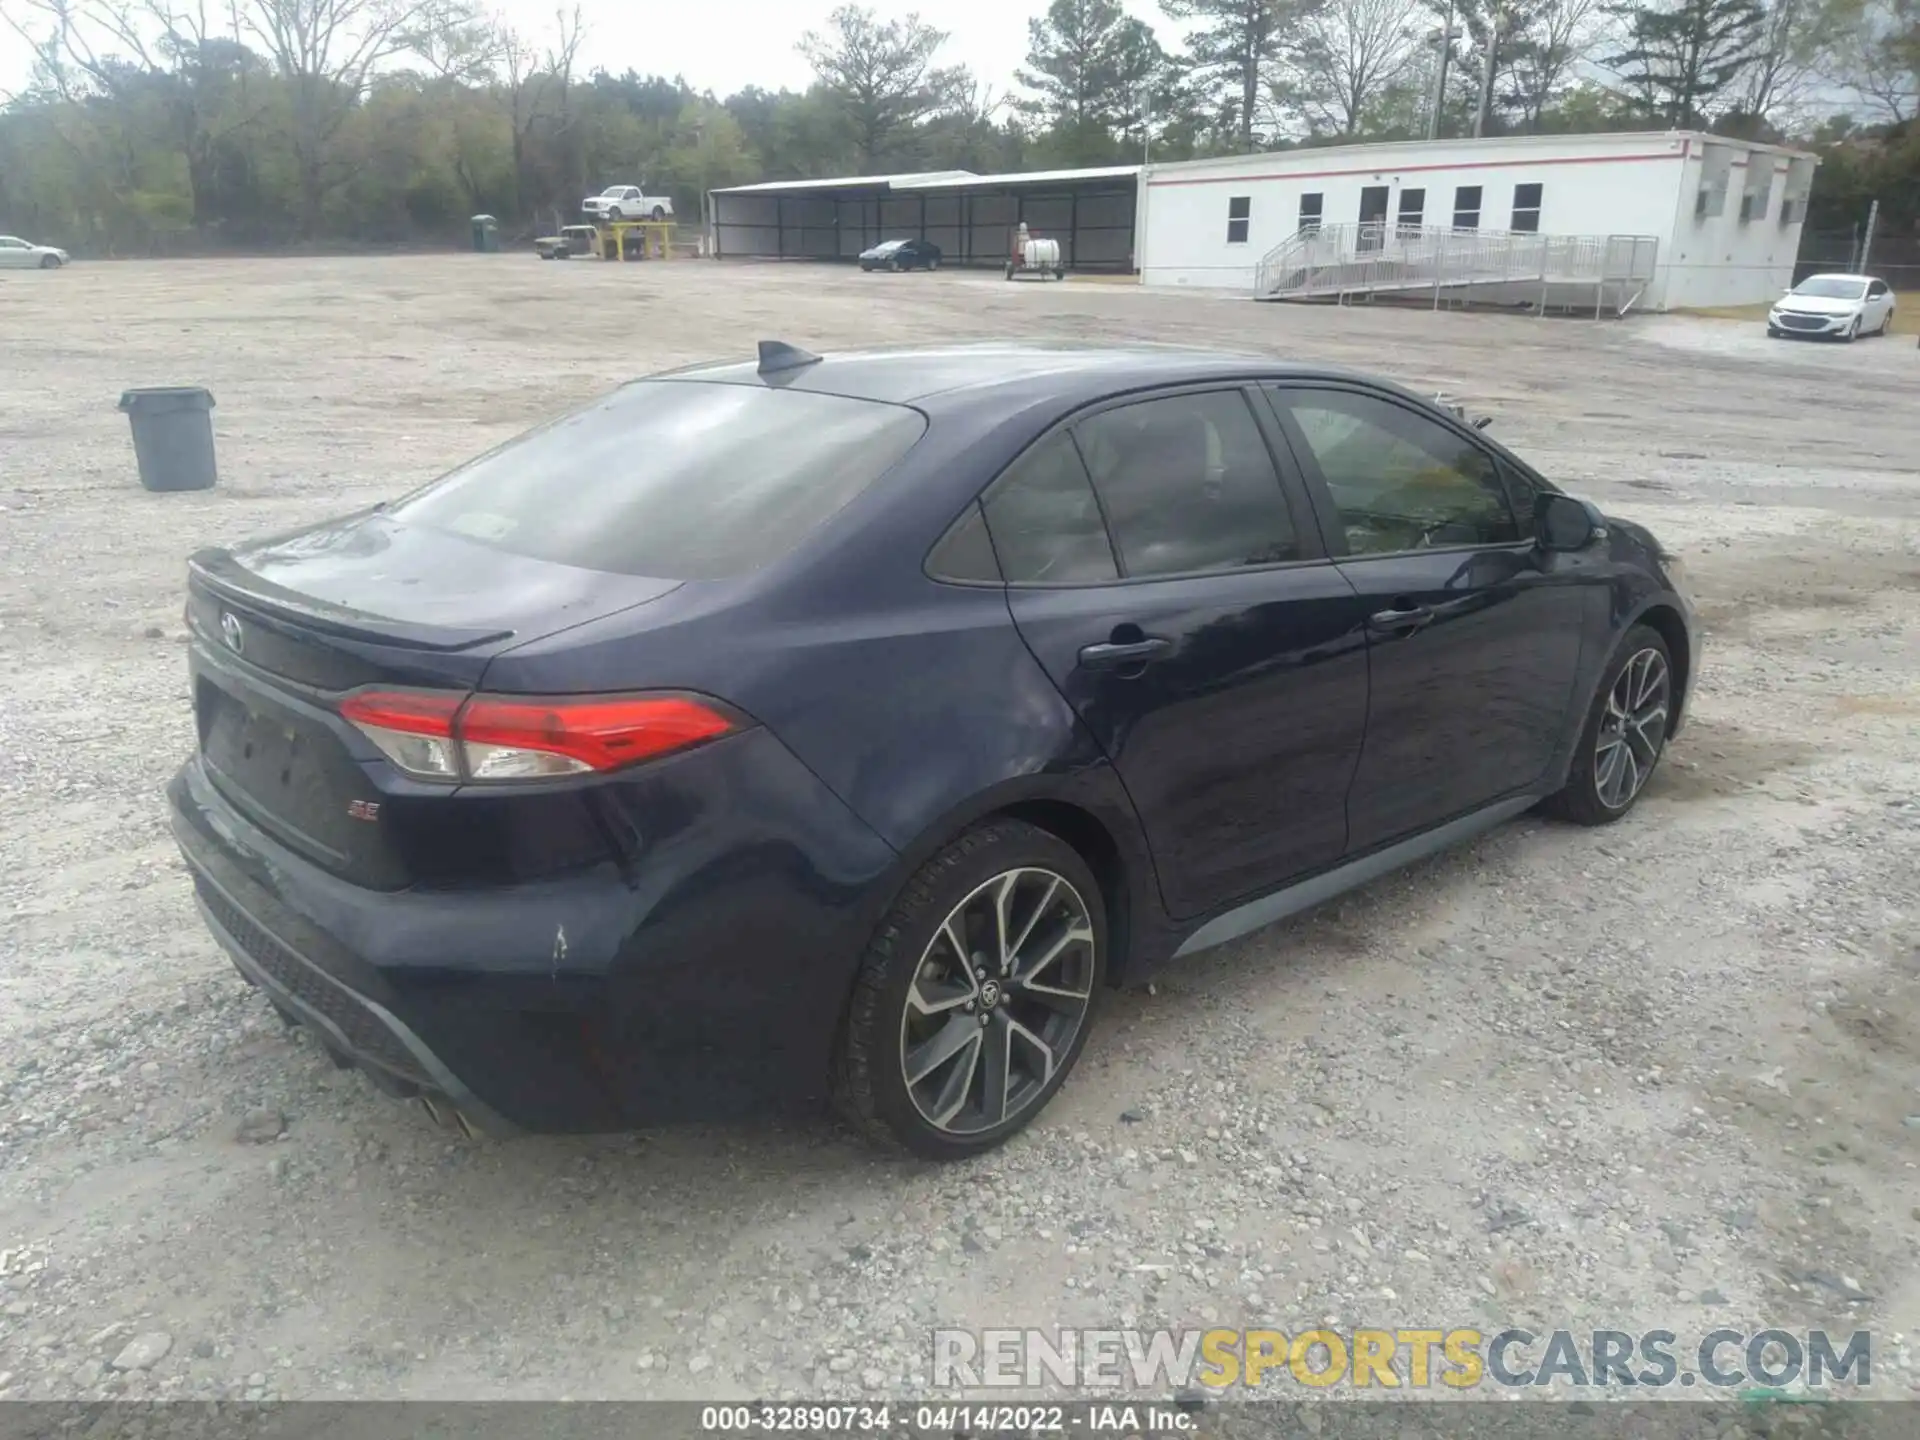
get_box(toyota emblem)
[220,611,245,655]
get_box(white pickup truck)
[582,185,674,222]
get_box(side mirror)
[1536,493,1607,552]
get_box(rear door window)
[388,381,926,579]
[981,432,1120,584]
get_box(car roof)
[652,341,1406,408]
[1800,273,1875,283]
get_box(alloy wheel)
[899,867,1095,1136]
[1594,648,1670,810]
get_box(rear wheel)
[1542,626,1673,825]
[927,255,940,271]
[607,206,624,222]
[651,206,666,222]
[833,821,1104,1158]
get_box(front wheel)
[1542,626,1674,825]
[40,254,62,269]
[606,207,624,222]
[1842,317,1860,343]
[832,821,1105,1158]
[927,256,940,271]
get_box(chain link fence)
[1796,224,1920,291]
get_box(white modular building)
[707,131,1819,312]
[1138,130,1819,311]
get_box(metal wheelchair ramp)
[1254,223,1660,318]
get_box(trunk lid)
[186,508,681,888]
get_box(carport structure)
[708,166,1140,272]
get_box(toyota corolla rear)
[167,376,921,1133]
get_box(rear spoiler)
[187,549,514,653]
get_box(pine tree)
[1018,0,1167,140]
[1159,0,1292,150]
[1604,0,1766,127]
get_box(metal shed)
[708,165,1141,272]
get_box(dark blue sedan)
[168,341,1697,1157]
[860,238,941,271]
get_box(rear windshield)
[388,381,927,579]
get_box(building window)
[1227,196,1251,245]
[1299,193,1323,233]
[1511,183,1542,233]
[1397,188,1425,229]
[1452,185,1482,230]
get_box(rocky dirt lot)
[0,257,1916,1407]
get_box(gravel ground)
[0,257,1916,1408]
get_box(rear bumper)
[167,729,900,1133]
[189,862,519,1135]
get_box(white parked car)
[0,234,70,269]
[1767,273,1896,341]
[581,186,673,222]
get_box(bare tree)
[1503,0,1607,127]
[399,0,497,82]
[496,3,582,218]
[1278,0,1429,133]
[237,0,443,234]
[1820,0,1917,122]
[1739,0,1839,120]
[0,0,268,233]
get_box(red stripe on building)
[1146,151,1687,189]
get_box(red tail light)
[339,690,738,782]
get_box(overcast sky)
[0,0,1177,104]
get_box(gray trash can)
[118,387,217,492]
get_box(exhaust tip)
[419,1093,480,1140]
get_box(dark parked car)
[168,341,1697,1158]
[860,238,941,272]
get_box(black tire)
[1877,312,1892,337]
[40,254,62,269]
[888,258,900,272]
[832,820,1106,1159]
[1054,267,1065,280]
[927,255,940,271]
[607,206,624,222]
[650,206,665,221]
[1542,625,1674,826]
[1841,317,1860,343]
